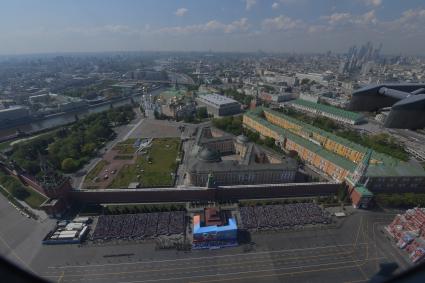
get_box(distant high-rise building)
[361,61,374,76]
[339,42,382,75]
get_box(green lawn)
[117,138,136,145]
[3,129,60,151]
[108,138,180,188]
[0,183,46,209]
[24,188,47,209]
[86,160,110,181]
[0,141,13,151]
[113,155,133,160]
[0,186,39,219]
[0,186,20,206]
[113,138,137,154]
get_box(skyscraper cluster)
[338,42,382,76]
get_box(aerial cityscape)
[0,1,425,283]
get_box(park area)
[83,137,181,189]
[0,171,47,209]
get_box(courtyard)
[84,137,181,189]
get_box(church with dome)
[186,127,298,187]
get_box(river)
[0,87,165,138]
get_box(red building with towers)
[35,156,72,217]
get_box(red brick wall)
[70,183,340,204]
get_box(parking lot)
[128,119,182,139]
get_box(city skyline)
[1,0,425,55]
[1,2,425,279]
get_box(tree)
[301,78,310,85]
[0,173,29,200]
[183,115,194,123]
[61,158,79,173]
[264,137,275,148]
[10,184,29,200]
[196,107,208,119]
[243,96,251,105]
[337,186,348,202]
[82,143,96,155]
[18,160,40,175]
[86,122,112,142]
[211,78,221,85]
[212,116,243,135]
[245,129,260,143]
[11,106,135,175]
[187,85,200,92]
[154,110,161,119]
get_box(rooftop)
[290,99,363,121]
[198,147,222,163]
[112,82,138,88]
[189,126,298,173]
[245,109,425,177]
[262,108,399,165]
[244,111,357,172]
[354,186,373,197]
[197,93,239,106]
[193,215,237,234]
[160,88,187,100]
[236,134,249,144]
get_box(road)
[72,106,144,189]
[0,192,55,274]
[36,211,410,283]
[73,86,167,188]
[175,121,211,186]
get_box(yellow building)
[243,108,425,191]
[263,109,374,164]
[243,111,355,182]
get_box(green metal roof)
[160,88,186,99]
[354,186,373,197]
[263,108,369,152]
[245,108,425,177]
[291,99,363,121]
[244,111,357,172]
[262,108,402,164]
[366,162,425,177]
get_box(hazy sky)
[1,0,425,55]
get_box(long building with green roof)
[159,88,187,103]
[244,111,356,180]
[243,107,425,193]
[262,107,399,165]
[288,98,365,125]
